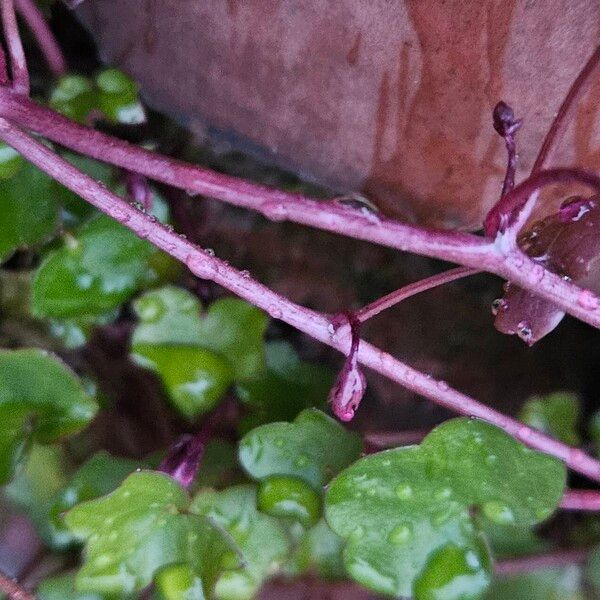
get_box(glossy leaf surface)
[0,349,97,483]
[0,162,58,262]
[191,485,290,600]
[131,287,267,418]
[65,471,235,595]
[238,408,362,490]
[324,418,566,598]
[32,214,155,318]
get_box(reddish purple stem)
[484,167,600,237]
[355,266,478,323]
[492,101,522,199]
[4,120,600,485]
[560,489,600,511]
[495,547,590,576]
[533,46,600,173]
[14,0,67,77]
[0,0,28,94]
[2,92,600,332]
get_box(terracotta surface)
[77,1,600,229]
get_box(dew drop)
[395,484,413,500]
[240,270,251,279]
[485,454,497,466]
[516,320,533,344]
[388,522,413,545]
[491,298,508,316]
[482,500,515,524]
[578,289,599,310]
[437,380,449,391]
[435,487,452,500]
[267,304,283,319]
[295,454,308,467]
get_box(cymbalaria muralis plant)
[2,1,600,599]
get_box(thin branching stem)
[0,571,35,600]
[355,267,478,323]
[15,0,67,77]
[533,46,600,173]
[560,489,600,511]
[2,93,600,330]
[494,547,590,576]
[0,0,28,93]
[3,119,600,484]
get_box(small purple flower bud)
[493,101,522,137]
[328,313,366,422]
[329,358,367,422]
[158,434,205,489]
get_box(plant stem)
[560,489,600,511]
[15,0,67,77]
[355,267,478,323]
[0,571,34,600]
[533,45,600,173]
[2,93,600,331]
[0,0,28,93]
[494,547,590,576]
[3,120,600,485]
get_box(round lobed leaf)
[0,349,98,483]
[191,484,291,600]
[0,162,59,262]
[257,476,322,527]
[32,214,155,318]
[65,471,236,596]
[238,408,362,491]
[324,418,566,599]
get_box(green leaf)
[519,392,580,446]
[191,485,290,600]
[289,519,346,580]
[131,344,233,419]
[0,142,24,179]
[487,566,582,599]
[49,451,142,549]
[95,68,146,125]
[154,564,205,600]
[478,519,548,558]
[132,287,268,380]
[0,161,59,262]
[32,214,155,318]
[65,471,235,596]
[3,444,71,548]
[324,418,566,599]
[238,408,362,491]
[257,476,322,527]
[236,341,333,431]
[49,75,96,123]
[131,287,267,418]
[47,311,119,350]
[586,545,600,592]
[0,348,98,483]
[38,573,106,600]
